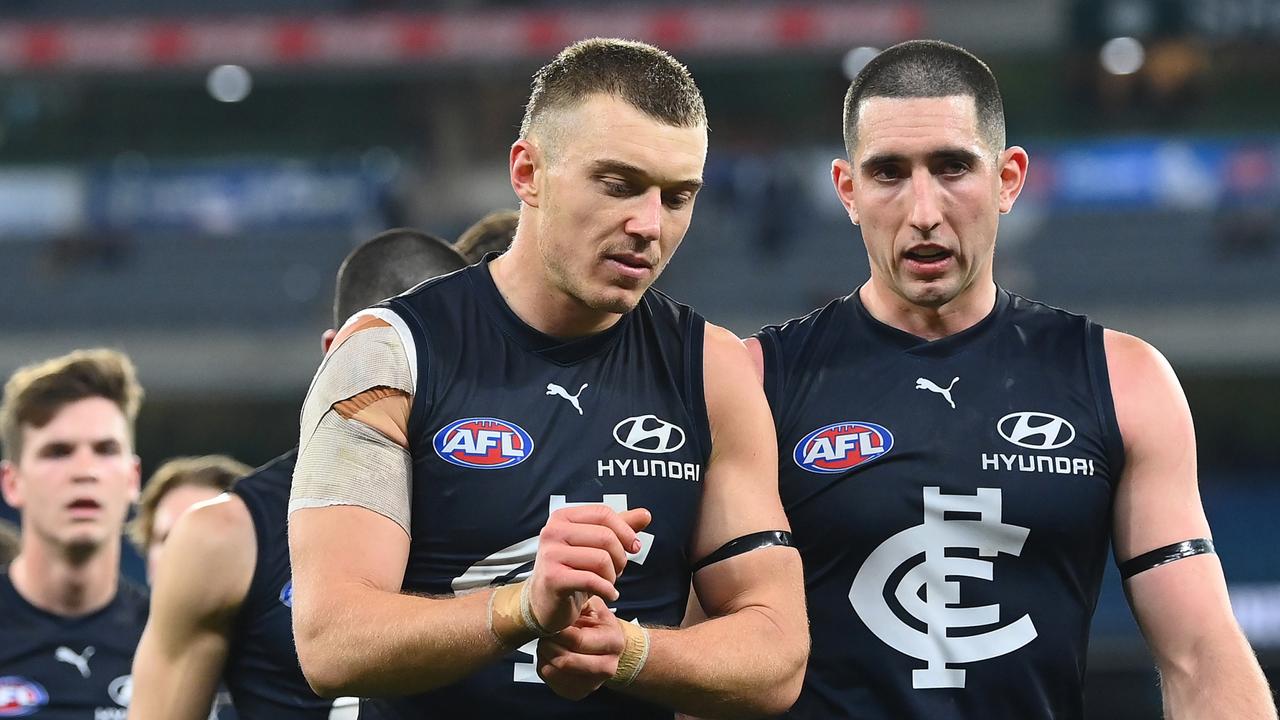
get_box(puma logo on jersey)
[915,376,959,409]
[546,383,589,415]
[55,645,95,678]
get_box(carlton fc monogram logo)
[849,487,1038,689]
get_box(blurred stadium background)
[0,0,1276,716]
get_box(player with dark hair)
[454,209,519,263]
[129,454,250,581]
[288,38,806,719]
[0,349,148,719]
[749,39,1276,719]
[127,230,467,720]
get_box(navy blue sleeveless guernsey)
[756,288,1124,720]
[0,571,147,719]
[226,448,333,719]
[361,258,711,718]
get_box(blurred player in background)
[453,208,518,263]
[0,349,149,720]
[288,38,806,719]
[750,39,1276,719]
[128,455,250,581]
[127,229,467,720]
[0,518,18,565]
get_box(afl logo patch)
[0,677,48,717]
[794,421,893,474]
[279,580,293,608]
[434,417,534,470]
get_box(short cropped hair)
[843,39,1006,158]
[127,454,250,552]
[1,349,144,463]
[333,229,468,327]
[519,38,706,151]
[0,518,19,565]
[454,209,519,263]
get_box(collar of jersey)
[470,258,632,365]
[851,285,1011,358]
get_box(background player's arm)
[128,495,255,720]
[1107,330,1276,719]
[289,320,645,697]
[540,324,807,717]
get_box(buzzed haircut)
[519,37,707,149]
[0,349,144,463]
[843,39,1006,158]
[128,454,251,552]
[333,228,467,327]
[454,209,519,264]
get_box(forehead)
[22,396,129,446]
[854,95,984,160]
[547,93,707,181]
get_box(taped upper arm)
[292,313,417,534]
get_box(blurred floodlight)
[207,65,253,103]
[1099,37,1145,76]
[842,46,881,81]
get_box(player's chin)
[588,283,649,315]
[902,278,961,308]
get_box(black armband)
[1119,538,1215,580]
[691,530,794,573]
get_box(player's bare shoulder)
[161,492,256,610]
[1103,329,1193,452]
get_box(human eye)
[663,191,693,210]
[599,177,634,196]
[94,440,123,456]
[39,443,73,459]
[939,159,970,176]
[870,165,902,182]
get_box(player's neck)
[860,279,997,341]
[9,536,120,617]
[488,247,622,339]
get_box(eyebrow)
[588,159,704,193]
[860,147,983,172]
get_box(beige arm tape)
[486,580,555,648]
[289,325,415,535]
[606,620,651,688]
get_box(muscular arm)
[540,324,807,717]
[290,318,645,697]
[128,495,255,720]
[1108,330,1276,719]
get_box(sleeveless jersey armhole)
[1085,320,1126,484]
[682,308,712,463]
[383,297,433,443]
[756,327,785,421]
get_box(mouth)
[603,253,656,280]
[66,498,102,518]
[902,244,954,275]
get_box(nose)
[907,169,943,236]
[623,187,663,243]
[70,445,100,483]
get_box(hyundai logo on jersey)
[0,677,48,718]
[613,415,686,454]
[997,412,1076,450]
[793,421,893,474]
[434,417,535,469]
